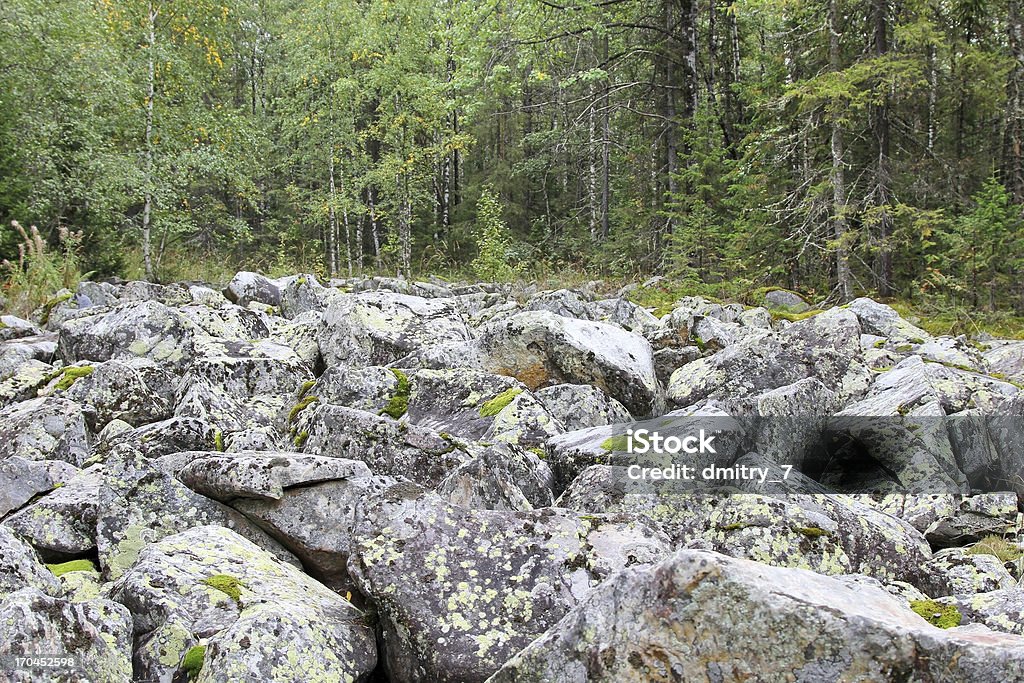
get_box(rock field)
[1,272,1024,681]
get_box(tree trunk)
[1005,0,1024,203]
[872,0,893,297]
[829,0,854,301]
[142,1,157,281]
[663,0,679,245]
[328,147,338,277]
[600,32,611,241]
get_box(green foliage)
[182,645,206,678]
[478,387,522,417]
[1,0,1023,320]
[471,188,520,282]
[46,559,98,577]
[910,599,962,629]
[967,535,1023,563]
[381,369,411,419]
[1,222,83,318]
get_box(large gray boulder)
[41,357,176,429]
[0,526,61,600]
[293,404,471,488]
[110,525,377,683]
[667,308,869,408]
[0,588,133,682]
[58,300,201,372]
[348,483,671,682]
[488,549,1024,683]
[0,396,90,465]
[534,383,633,431]
[95,449,297,580]
[223,271,282,308]
[477,310,661,417]
[318,291,473,367]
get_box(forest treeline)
[1,0,1023,309]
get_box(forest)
[1,0,1023,316]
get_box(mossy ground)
[910,599,962,629]
[479,387,522,417]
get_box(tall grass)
[1,221,84,319]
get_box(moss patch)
[202,574,242,604]
[288,395,319,424]
[797,526,828,538]
[381,368,411,419]
[910,599,962,629]
[182,644,206,678]
[479,387,523,417]
[771,309,823,323]
[46,559,97,577]
[43,365,94,392]
[213,430,224,452]
[967,535,1023,563]
[297,379,316,399]
[40,292,74,324]
[293,430,309,448]
[600,434,630,452]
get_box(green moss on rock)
[599,434,630,452]
[298,380,316,398]
[213,430,225,452]
[772,309,823,322]
[910,599,962,629]
[381,369,411,419]
[46,559,97,577]
[479,387,523,417]
[182,644,206,678]
[41,292,74,324]
[288,395,319,424]
[293,430,309,448]
[202,574,242,604]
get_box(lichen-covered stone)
[0,396,90,465]
[0,526,61,600]
[487,550,1024,683]
[436,442,555,511]
[95,449,297,580]
[58,300,201,372]
[2,466,107,561]
[477,310,662,418]
[0,588,133,682]
[294,404,471,488]
[318,291,473,367]
[110,525,376,683]
[177,452,371,502]
[348,484,670,682]
[0,456,77,517]
[534,383,632,431]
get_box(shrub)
[1,221,84,317]
[471,188,521,282]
